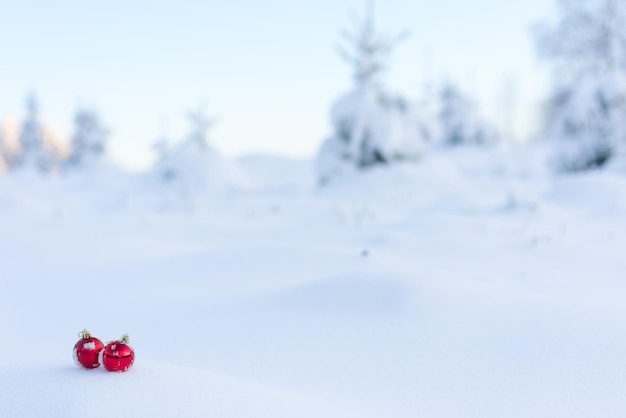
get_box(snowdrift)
[1,152,626,417]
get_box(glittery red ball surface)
[102,341,135,372]
[73,337,105,369]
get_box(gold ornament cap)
[78,329,92,340]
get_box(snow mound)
[158,140,248,192]
[237,154,315,191]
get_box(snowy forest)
[2,0,625,186]
[1,1,626,418]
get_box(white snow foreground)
[0,151,626,417]
[0,362,360,418]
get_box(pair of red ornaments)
[73,329,135,372]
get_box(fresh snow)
[0,148,625,417]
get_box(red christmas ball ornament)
[73,329,104,369]
[102,335,135,372]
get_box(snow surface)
[1,148,625,417]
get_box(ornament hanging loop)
[78,329,92,339]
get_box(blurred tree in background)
[438,83,500,147]
[317,7,436,183]
[65,109,110,170]
[14,95,58,173]
[537,0,626,171]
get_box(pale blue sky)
[0,0,555,169]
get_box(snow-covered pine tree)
[156,106,235,194]
[0,121,20,172]
[65,108,110,169]
[152,120,171,166]
[317,8,435,183]
[537,0,626,171]
[15,94,54,173]
[438,83,500,147]
[0,126,8,173]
